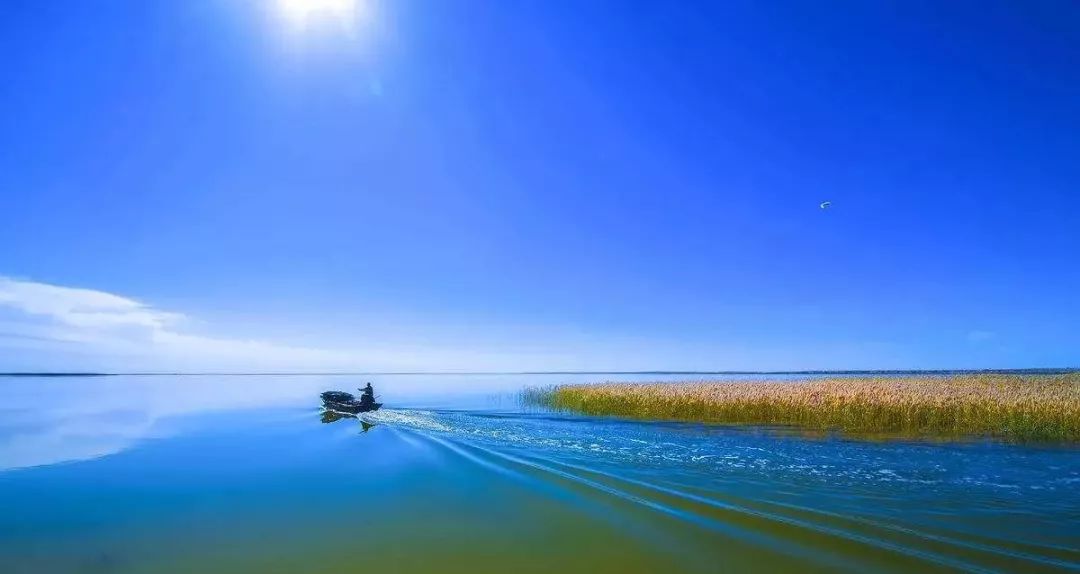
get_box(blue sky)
[1,0,1078,372]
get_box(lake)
[1,374,1077,573]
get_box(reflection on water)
[0,375,1077,573]
[319,409,376,433]
[319,409,352,424]
[0,373,724,471]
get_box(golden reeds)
[523,374,1080,442]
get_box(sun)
[277,0,364,27]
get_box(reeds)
[523,374,1080,442]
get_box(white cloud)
[0,276,589,373]
[0,277,180,331]
[0,276,923,374]
[0,276,364,371]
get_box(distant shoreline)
[0,368,1077,377]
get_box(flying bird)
[819,201,832,209]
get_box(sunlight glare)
[277,0,364,28]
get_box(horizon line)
[1,367,1077,377]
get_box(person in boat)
[358,383,376,410]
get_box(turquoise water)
[0,375,1077,573]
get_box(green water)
[0,375,1077,573]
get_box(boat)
[320,389,382,414]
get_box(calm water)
[1,375,1077,573]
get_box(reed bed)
[523,374,1080,442]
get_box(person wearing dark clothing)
[358,383,376,409]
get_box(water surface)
[1,375,1077,573]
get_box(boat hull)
[323,401,382,414]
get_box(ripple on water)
[360,407,1080,572]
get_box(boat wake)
[360,407,1080,573]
